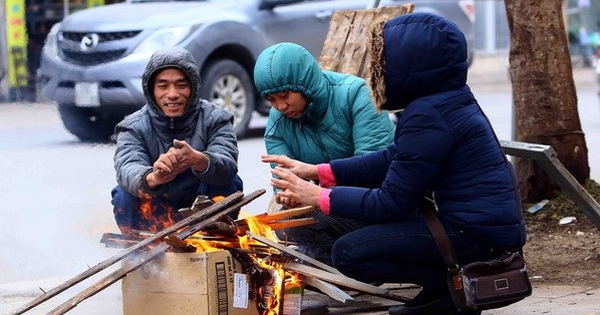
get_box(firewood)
[249,205,316,223]
[164,235,196,253]
[282,262,410,303]
[9,190,261,315]
[265,218,317,230]
[44,190,264,315]
[246,232,342,275]
[100,233,144,249]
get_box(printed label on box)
[233,273,249,308]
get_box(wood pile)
[8,190,410,315]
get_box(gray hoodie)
[113,47,239,198]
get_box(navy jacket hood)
[368,12,469,111]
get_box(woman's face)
[265,91,308,119]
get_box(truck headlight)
[133,26,193,54]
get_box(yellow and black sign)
[5,0,29,88]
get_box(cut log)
[318,4,414,78]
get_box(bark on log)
[318,4,414,78]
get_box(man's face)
[265,91,308,119]
[153,68,192,117]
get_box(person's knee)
[232,174,243,191]
[331,239,361,278]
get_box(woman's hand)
[270,166,322,207]
[261,154,319,180]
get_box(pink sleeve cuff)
[318,188,332,215]
[317,163,336,187]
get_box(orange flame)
[182,215,300,315]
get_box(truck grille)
[59,31,141,65]
[62,49,128,65]
[60,31,141,43]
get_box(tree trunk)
[505,0,589,202]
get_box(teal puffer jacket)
[254,42,395,167]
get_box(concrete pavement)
[2,53,600,315]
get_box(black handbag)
[421,197,533,311]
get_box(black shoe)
[388,297,481,315]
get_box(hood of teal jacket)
[253,42,329,123]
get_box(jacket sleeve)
[191,105,239,186]
[113,116,154,197]
[349,82,395,155]
[329,104,453,222]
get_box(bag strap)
[421,197,460,272]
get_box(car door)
[254,0,370,59]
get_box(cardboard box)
[282,283,304,315]
[122,250,261,315]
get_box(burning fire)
[183,215,300,315]
[114,193,179,238]
[113,195,310,315]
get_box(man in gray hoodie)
[111,47,243,237]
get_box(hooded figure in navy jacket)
[262,12,526,315]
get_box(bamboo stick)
[282,262,410,303]
[45,189,264,315]
[9,190,252,315]
[246,232,342,275]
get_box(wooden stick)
[249,205,316,223]
[264,218,317,230]
[282,262,410,303]
[246,232,342,275]
[9,190,251,315]
[45,189,265,315]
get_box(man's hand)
[146,151,179,187]
[145,139,209,188]
[173,139,209,172]
[261,154,318,180]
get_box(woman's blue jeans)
[111,174,243,236]
[332,216,501,296]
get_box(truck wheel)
[255,99,272,117]
[57,105,116,142]
[200,59,255,138]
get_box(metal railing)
[501,140,600,230]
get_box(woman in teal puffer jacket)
[253,42,395,264]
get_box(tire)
[200,59,255,138]
[57,104,117,142]
[255,99,272,117]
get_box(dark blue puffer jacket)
[327,13,526,251]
